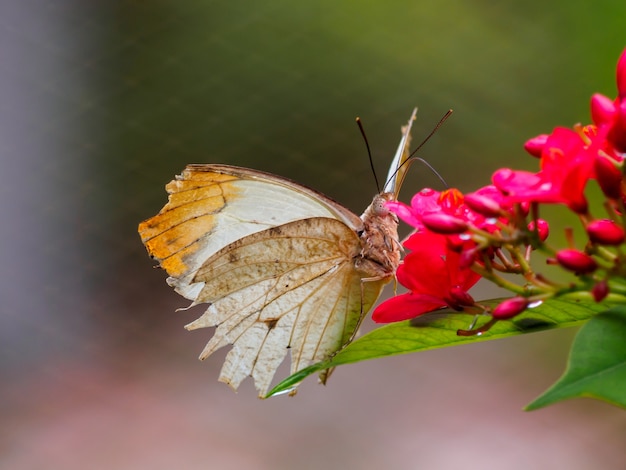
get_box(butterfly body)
[357,192,402,278]
[138,110,416,396]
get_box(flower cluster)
[374,48,626,332]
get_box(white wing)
[138,164,363,300]
[384,107,417,196]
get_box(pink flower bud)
[492,297,529,320]
[594,155,623,199]
[607,99,626,153]
[459,247,478,269]
[586,219,625,245]
[421,213,469,234]
[464,193,502,217]
[448,286,475,308]
[592,280,609,302]
[590,93,616,125]
[556,249,598,274]
[523,134,549,158]
[528,219,549,241]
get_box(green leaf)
[526,305,626,410]
[266,298,611,397]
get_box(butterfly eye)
[371,195,391,216]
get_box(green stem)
[591,245,618,264]
[471,263,527,295]
[508,245,533,275]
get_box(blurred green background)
[2,1,625,468]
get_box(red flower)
[493,127,595,213]
[493,49,626,214]
[386,187,502,233]
[374,48,626,328]
[372,231,481,323]
[385,188,444,230]
[590,48,626,153]
[607,48,626,152]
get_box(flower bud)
[586,219,625,245]
[528,219,549,242]
[421,213,469,234]
[607,99,626,153]
[594,155,623,200]
[459,247,478,269]
[464,193,502,217]
[592,279,610,302]
[448,286,475,309]
[590,93,616,125]
[523,134,548,158]
[492,297,528,320]
[556,249,598,274]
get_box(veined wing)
[138,164,363,300]
[184,217,386,397]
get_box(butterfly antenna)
[408,109,453,159]
[356,116,381,193]
[407,157,449,189]
[389,109,453,190]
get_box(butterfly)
[138,109,417,397]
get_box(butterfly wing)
[384,107,417,197]
[138,165,381,396]
[184,217,386,396]
[138,164,363,299]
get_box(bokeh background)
[2,1,625,468]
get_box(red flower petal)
[607,99,626,153]
[372,293,447,323]
[616,47,626,100]
[594,155,624,199]
[590,93,616,125]
[421,213,469,234]
[524,134,549,158]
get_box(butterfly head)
[367,192,398,221]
